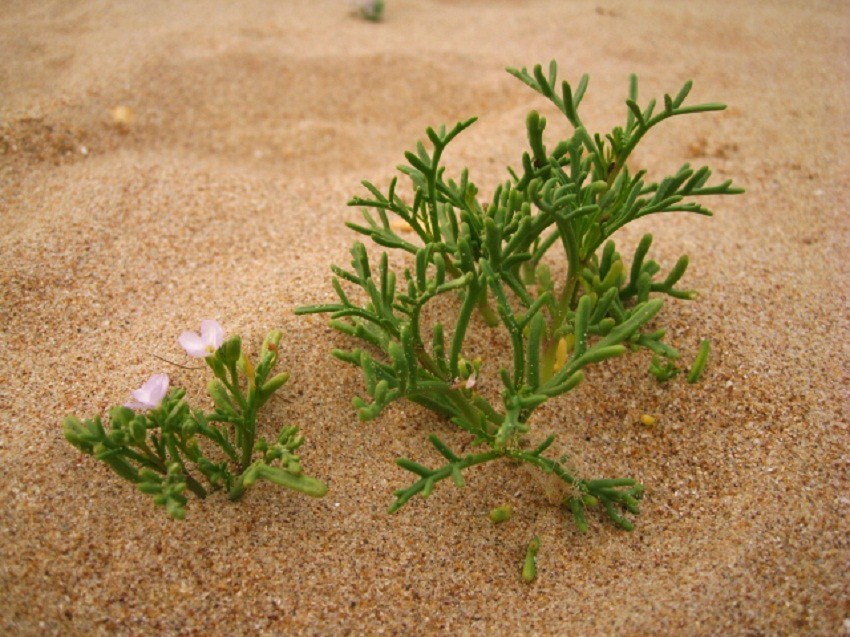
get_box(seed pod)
[489,505,513,524]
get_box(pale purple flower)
[125,373,170,410]
[178,319,224,358]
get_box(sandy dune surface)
[1,1,848,634]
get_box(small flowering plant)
[64,322,327,519]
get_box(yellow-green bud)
[260,372,289,403]
[262,330,283,357]
[489,505,513,524]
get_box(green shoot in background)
[354,0,384,22]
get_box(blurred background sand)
[1,1,848,634]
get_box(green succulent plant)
[298,61,741,537]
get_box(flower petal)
[178,330,207,358]
[200,319,224,351]
[129,373,170,409]
[146,374,170,404]
[131,386,151,404]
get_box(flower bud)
[108,429,127,446]
[581,494,598,507]
[261,372,290,397]
[205,355,227,380]
[589,179,609,194]
[63,416,90,450]
[218,336,242,366]
[239,354,256,388]
[522,536,540,583]
[109,406,134,428]
[181,419,198,437]
[129,418,147,445]
[262,330,283,357]
[184,437,200,461]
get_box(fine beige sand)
[2,1,848,635]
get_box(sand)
[1,0,848,634]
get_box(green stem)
[426,152,444,243]
[408,383,487,436]
[162,434,209,499]
[196,425,239,464]
[238,406,258,472]
[226,365,248,412]
[507,449,579,487]
[131,442,168,472]
[450,285,480,377]
[182,472,208,499]
[441,254,497,327]
[554,218,581,326]
[476,288,500,327]
[229,464,328,501]
[390,448,506,513]
[539,338,560,384]
[538,219,581,382]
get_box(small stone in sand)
[110,105,135,130]
[640,414,657,427]
[390,219,413,233]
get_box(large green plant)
[298,61,741,533]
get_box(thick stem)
[476,287,500,327]
[449,285,480,377]
[539,219,581,381]
[238,406,258,473]
[539,338,560,384]
[183,472,208,499]
[228,465,327,501]
[226,364,248,412]
[507,449,579,487]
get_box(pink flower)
[178,320,224,358]
[125,373,170,410]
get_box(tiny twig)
[147,351,203,370]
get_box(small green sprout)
[522,536,541,583]
[649,354,680,381]
[688,339,711,383]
